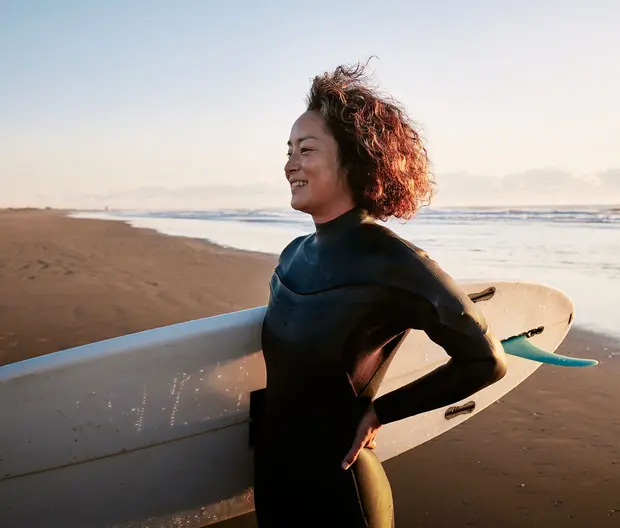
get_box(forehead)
[288,110,326,143]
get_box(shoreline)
[1,208,619,527]
[70,213,285,260]
[5,207,619,347]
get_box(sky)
[1,0,619,209]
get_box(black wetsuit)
[252,207,506,527]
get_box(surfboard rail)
[0,279,591,528]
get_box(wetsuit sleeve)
[372,290,507,426]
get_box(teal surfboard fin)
[502,334,598,367]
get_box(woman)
[253,63,507,527]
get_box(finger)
[368,439,377,450]
[342,439,364,470]
[341,448,359,471]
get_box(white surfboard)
[0,281,594,528]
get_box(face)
[285,110,355,223]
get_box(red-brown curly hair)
[306,61,435,221]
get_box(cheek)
[300,157,319,178]
[304,159,339,188]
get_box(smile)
[291,180,308,188]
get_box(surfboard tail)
[502,334,598,367]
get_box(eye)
[301,147,312,154]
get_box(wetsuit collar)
[313,207,371,243]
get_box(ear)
[338,170,357,210]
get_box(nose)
[285,152,299,179]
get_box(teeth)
[291,181,308,188]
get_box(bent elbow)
[484,332,508,385]
[458,353,506,392]
[468,355,506,390]
[488,353,508,384]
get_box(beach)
[1,208,618,527]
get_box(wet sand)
[1,209,618,527]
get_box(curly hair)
[306,61,435,221]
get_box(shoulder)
[347,222,433,269]
[275,233,312,277]
[350,223,488,335]
[278,233,309,260]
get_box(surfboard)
[0,280,595,528]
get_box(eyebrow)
[287,135,317,146]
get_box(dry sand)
[1,209,618,527]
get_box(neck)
[313,206,370,242]
[310,200,357,225]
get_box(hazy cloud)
[433,168,620,207]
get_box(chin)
[290,196,311,214]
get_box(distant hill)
[8,168,619,211]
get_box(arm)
[372,291,507,426]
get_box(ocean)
[72,205,619,340]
